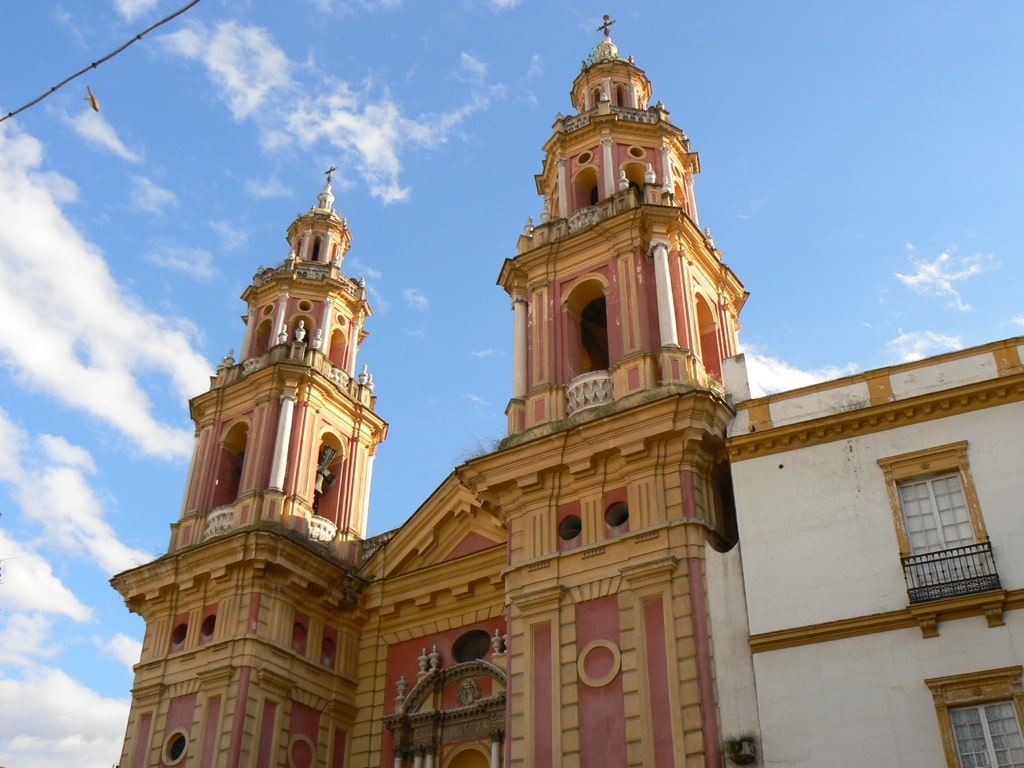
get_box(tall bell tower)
[112,175,387,768]
[461,19,750,768]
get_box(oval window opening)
[453,629,491,663]
[558,514,582,541]
[605,502,629,527]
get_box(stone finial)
[428,644,440,671]
[277,323,289,345]
[540,199,551,224]
[395,674,408,700]
[311,328,323,351]
[618,170,629,191]
[417,648,429,678]
[644,163,657,185]
[218,349,235,370]
[491,628,506,655]
[524,216,535,235]
[704,227,716,248]
[294,320,307,343]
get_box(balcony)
[204,504,235,540]
[566,370,614,415]
[902,541,1001,603]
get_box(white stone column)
[512,294,528,398]
[272,292,289,346]
[600,136,615,199]
[393,753,403,768]
[352,450,375,539]
[556,156,568,218]
[240,303,255,359]
[424,749,434,768]
[412,750,423,768]
[651,240,679,347]
[319,298,334,358]
[660,144,675,192]
[268,394,296,491]
[490,733,503,768]
[684,173,699,224]
[350,315,364,376]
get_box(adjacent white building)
[723,337,1024,767]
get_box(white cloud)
[0,126,211,460]
[895,246,994,311]
[98,632,143,670]
[68,110,141,162]
[131,175,178,213]
[887,330,962,362]
[741,347,858,397]
[0,614,65,667]
[0,666,128,768]
[245,175,292,199]
[162,21,493,202]
[113,0,159,21]
[403,288,429,310]
[210,219,249,250]
[1013,315,1024,327]
[471,349,497,358]
[39,434,98,473]
[0,412,153,574]
[162,21,294,120]
[454,52,489,84]
[0,532,91,622]
[525,53,543,80]
[146,245,217,279]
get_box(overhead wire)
[0,0,204,124]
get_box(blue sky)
[1,2,1022,765]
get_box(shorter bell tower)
[112,175,386,768]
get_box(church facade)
[111,23,1024,768]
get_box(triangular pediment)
[364,472,505,579]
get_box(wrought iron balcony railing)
[902,541,1001,603]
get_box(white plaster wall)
[705,542,761,738]
[767,381,871,428]
[889,351,997,399]
[754,611,1024,767]
[734,400,1024,634]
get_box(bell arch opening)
[312,434,345,523]
[572,166,599,212]
[211,421,248,509]
[565,279,609,376]
[695,294,722,381]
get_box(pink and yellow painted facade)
[113,25,757,768]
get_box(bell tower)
[502,17,746,435]
[461,19,750,768]
[112,174,386,768]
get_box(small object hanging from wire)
[85,86,101,113]
[0,0,202,124]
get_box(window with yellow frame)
[876,441,987,557]
[926,666,1024,768]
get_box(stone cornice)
[749,588,1024,653]
[729,373,1024,461]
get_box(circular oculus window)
[605,502,629,528]
[576,151,593,165]
[164,730,188,765]
[628,145,646,159]
[558,514,582,541]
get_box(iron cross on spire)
[597,14,615,37]
[324,165,337,184]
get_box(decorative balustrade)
[204,504,235,540]
[610,106,659,124]
[251,261,364,299]
[525,189,640,250]
[566,370,614,415]
[308,515,338,543]
[902,541,1001,603]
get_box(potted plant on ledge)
[722,733,757,765]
